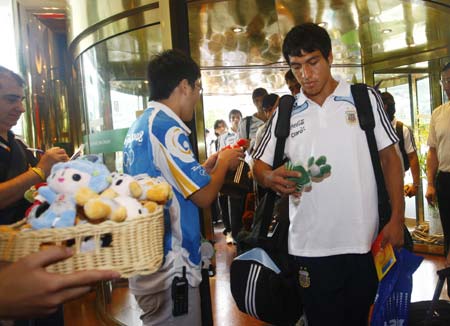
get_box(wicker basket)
[0,207,164,278]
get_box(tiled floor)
[65,224,449,325]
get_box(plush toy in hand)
[285,156,332,192]
[30,157,111,229]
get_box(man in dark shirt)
[0,65,68,224]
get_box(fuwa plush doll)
[30,157,111,229]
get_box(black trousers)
[228,196,244,239]
[437,171,450,255]
[295,252,378,326]
[217,194,230,232]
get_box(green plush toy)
[286,155,332,192]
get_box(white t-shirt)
[238,115,265,153]
[217,130,239,150]
[427,101,450,172]
[253,79,398,257]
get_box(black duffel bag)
[230,95,302,325]
[231,193,302,325]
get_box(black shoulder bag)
[230,95,302,325]
[219,116,253,197]
[351,84,413,250]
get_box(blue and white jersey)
[124,101,210,294]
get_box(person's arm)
[0,147,69,210]
[404,150,420,197]
[425,146,438,206]
[189,148,244,208]
[0,247,120,319]
[379,144,405,248]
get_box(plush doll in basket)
[134,174,173,204]
[29,157,111,229]
[78,172,157,221]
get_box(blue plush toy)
[30,157,111,230]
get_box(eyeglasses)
[440,78,450,86]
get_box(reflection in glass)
[75,24,162,171]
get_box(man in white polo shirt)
[426,62,450,257]
[253,23,405,326]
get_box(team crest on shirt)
[345,109,358,125]
[298,267,311,288]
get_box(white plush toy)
[101,172,142,199]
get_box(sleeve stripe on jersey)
[252,115,274,160]
[369,88,398,143]
[159,144,199,197]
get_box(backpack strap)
[259,95,295,237]
[351,83,391,228]
[395,120,410,171]
[246,116,252,139]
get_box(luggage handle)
[436,266,450,279]
[424,267,450,324]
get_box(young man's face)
[229,113,241,130]
[214,122,227,136]
[441,69,450,99]
[289,49,333,100]
[0,76,25,135]
[253,95,265,113]
[286,79,301,95]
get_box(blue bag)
[371,249,423,326]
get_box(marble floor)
[65,224,449,325]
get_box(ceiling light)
[318,22,328,28]
[232,27,243,33]
[381,28,392,34]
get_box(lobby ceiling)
[187,0,450,68]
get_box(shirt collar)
[148,101,191,135]
[294,77,349,106]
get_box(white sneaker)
[225,233,234,245]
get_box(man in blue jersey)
[253,23,405,325]
[123,50,243,325]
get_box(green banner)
[84,128,129,154]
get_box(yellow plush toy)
[75,187,128,222]
[134,174,173,204]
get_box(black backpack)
[351,84,413,251]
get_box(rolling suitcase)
[409,267,450,325]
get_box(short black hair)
[147,49,200,101]
[213,119,227,130]
[442,62,450,73]
[262,93,279,111]
[252,87,268,100]
[282,23,332,65]
[0,65,25,89]
[380,92,395,106]
[228,109,242,121]
[285,69,296,83]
